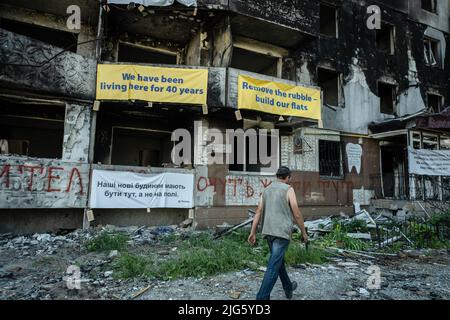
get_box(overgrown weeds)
[112,230,329,280]
[85,232,129,252]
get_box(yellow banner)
[96,64,208,105]
[238,75,322,120]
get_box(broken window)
[0,102,64,158]
[319,140,342,178]
[320,4,338,38]
[424,37,440,67]
[318,68,341,107]
[230,47,280,77]
[228,129,279,173]
[378,82,396,115]
[427,93,443,113]
[0,18,78,52]
[421,0,437,13]
[110,128,173,167]
[118,42,178,64]
[376,23,395,54]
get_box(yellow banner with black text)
[96,64,208,105]
[238,75,322,120]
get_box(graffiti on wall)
[195,173,373,206]
[0,157,89,208]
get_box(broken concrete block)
[179,218,193,228]
[108,250,119,258]
[104,271,113,278]
[229,291,241,299]
[359,288,370,297]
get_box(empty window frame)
[0,103,65,158]
[320,4,338,38]
[228,129,279,173]
[421,0,437,13]
[118,42,178,64]
[230,38,286,78]
[378,82,396,115]
[424,37,440,67]
[376,23,395,54]
[110,127,173,167]
[427,92,443,113]
[0,18,78,52]
[319,140,342,178]
[318,68,341,107]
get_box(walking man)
[248,166,308,300]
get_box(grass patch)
[112,253,154,279]
[112,230,330,280]
[85,232,129,252]
[285,243,329,265]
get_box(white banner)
[108,0,197,7]
[89,170,194,209]
[408,147,450,176]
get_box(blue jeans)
[256,236,293,300]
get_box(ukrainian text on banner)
[238,75,322,120]
[89,170,194,209]
[96,64,208,105]
[408,147,450,176]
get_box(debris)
[304,216,333,232]
[347,233,372,240]
[179,218,193,228]
[345,291,357,297]
[0,269,13,279]
[213,216,254,240]
[104,271,113,277]
[108,250,119,258]
[337,262,360,268]
[151,226,174,236]
[228,291,241,299]
[416,201,431,219]
[359,288,370,297]
[352,210,377,228]
[379,236,402,248]
[258,267,267,272]
[131,285,151,299]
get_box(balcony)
[0,28,97,101]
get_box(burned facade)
[0,0,449,234]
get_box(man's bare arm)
[248,195,263,245]
[287,188,308,241]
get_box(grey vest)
[261,181,293,240]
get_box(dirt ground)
[0,228,449,300]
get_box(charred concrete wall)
[0,28,96,101]
[0,157,89,209]
[294,0,449,134]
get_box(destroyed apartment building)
[0,0,449,234]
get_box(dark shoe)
[286,281,297,299]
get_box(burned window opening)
[427,92,443,113]
[0,102,65,158]
[229,129,279,173]
[230,47,279,77]
[421,0,437,13]
[318,68,341,107]
[319,140,342,178]
[0,18,78,52]
[378,82,396,115]
[320,4,338,38]
[111,127,173,167]
[376,23,395,54]
[118,42,178,65]
[424,37,440,67]
[380,143,408,199]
